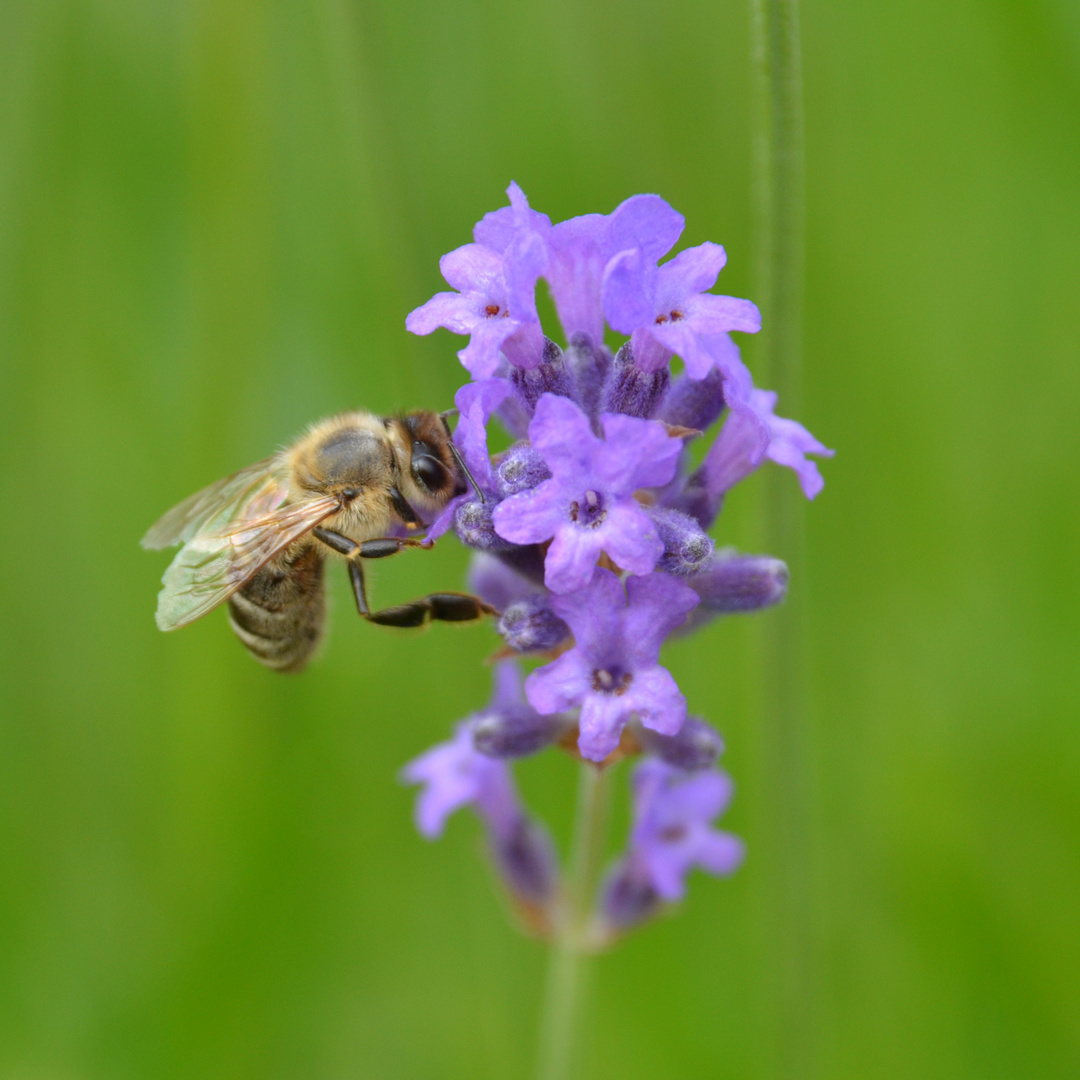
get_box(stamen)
[484,304,501,317]
[591,668,633,696]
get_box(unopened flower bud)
[495,443,552,499]
[490,816,559,906]
[498,594,571,653]
[598,341,670,419]
[659,367,726,432]
[454,498,514,552]
[648,507,715,576]
[564,332,612,419]
[472,703,563,759]
[681,554,789,633]
[510,337,575,415]
[598,859,662,933]
[636,717,724,771]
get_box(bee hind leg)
[345,558,496,628]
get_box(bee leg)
[313,527,361,557]
[356,537,432,558]
[313,530,431,560]
[362,593,497,629]
[348,558,494,627]
[348,560,371,616]
[321,529,494,627]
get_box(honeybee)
[142,409,494,673]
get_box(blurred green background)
[2,0,1078,1077]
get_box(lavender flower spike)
[492,394,682,593]
[526,569,699,762]
[625,758,745,901]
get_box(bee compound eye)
[412,454,447,493]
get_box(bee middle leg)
[313,528,431,559]
[330,539,496,629]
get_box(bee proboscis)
[142,409,493,673]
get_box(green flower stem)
[535,762,612,1080]
[751,0,817,1076]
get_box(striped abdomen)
[227,541,326,672]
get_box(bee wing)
[154,495,341,631]
[141,456,288,550]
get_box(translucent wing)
[141,457,288,551]
[154,495,341,631]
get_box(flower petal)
[681,292,761,335]
[623,573,700,661]
[527,394,601,477]
[596,414,681,491]
[406,291,478,336]
[491,480,565,544]
[525,650,591,714]
[578,693,632,762]
[543,523,605,593]
[692,830,746,876]
[602,247,654,334]
[608,194,684,263]
[457,318,519,378]
[548,567,626,654]
[656,241,727,298]
[628,664,687,737]
[650,321,718,380]
[598,503,664,577]
[439,242,506,295]
[547,212,610,342]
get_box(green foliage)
[0,1,1077,1076]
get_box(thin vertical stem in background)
[535,763,612,1080]
[750,1,817,1078]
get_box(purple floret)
[603,241,761,376]
[525,569,699,762]
[406,187,547,377]
[403,663,559,906]
[402,720,520,840]
[492,394,682,593]
[626,758,745,900]
[698,387,834,500]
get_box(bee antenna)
[446,438,485,504]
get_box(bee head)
[397,411,462,507]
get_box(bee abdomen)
[227,545,326,673]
